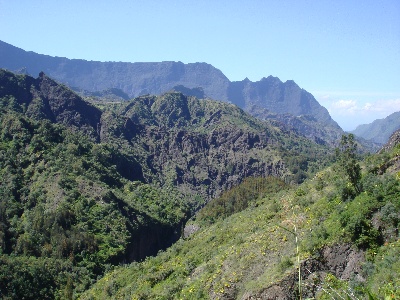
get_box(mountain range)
[351,111,400,144]
[0,50,399,298]
[0,40,343,146]
[0,68,338,298]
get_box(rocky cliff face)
[248,105,343,147]
[243,244,364,300]
[128,124,287,200]
[113,92,294,201]
[0,41,230,102]
[229,77,334,125]
[379,128,400,153]
[372,129,400,174]
[0,40,343,145]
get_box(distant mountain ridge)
[0,69,334,200]
[0,40,230,102]
[0,40,344,145]
[351,111,400,144]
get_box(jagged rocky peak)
[233,75,333,123]
[263,75,281,83]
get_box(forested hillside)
[0,75,192,298]
[0,69,340,298]
[82,134,400,299]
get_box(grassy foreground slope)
[82,138,400,299]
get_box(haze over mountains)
[0,40,344,146]
[351,111,400,144]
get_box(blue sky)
[0,0,399,130]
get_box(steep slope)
[0,69,102,139]
[228,76,334,125]
[0,40,343,145]
[81,135,400,300]
[248,106,343,147]
[1,69,334,201]
[0,92,189,298]
[103,92,334,201]
[351,111,400,144]
[380,128,400,153]
[0,40,230,102]
[230,77,344,147]
[0,69,338,298]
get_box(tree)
[336,134,362,194]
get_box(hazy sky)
[1,0,399,130]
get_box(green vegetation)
[196,176,288,225]
[81,135,400,299]
[0,93,190,299]
[1,70,399,299]
[336,133,362,195]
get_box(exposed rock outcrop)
[130,125,288,200]
[119,92,292,200]
[243,244,364,300]
[248,105,342,147]
[1,70,330,204]
[379,128,400,153]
